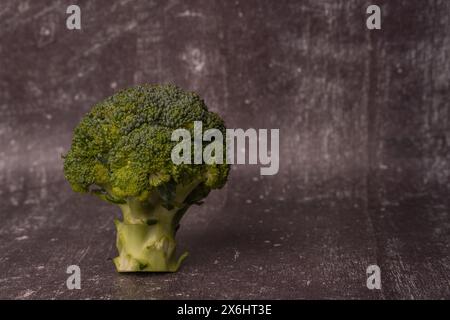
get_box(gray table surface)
[0,0,449,299]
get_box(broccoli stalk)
[113,180,200,272]
[114,204,184,272]
[63,84,229,272]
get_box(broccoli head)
[63,84,229,272]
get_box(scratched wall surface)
[0,0,449,299]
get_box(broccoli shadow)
[178,216,279,269]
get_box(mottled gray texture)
[0,0,449,299]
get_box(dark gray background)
[0,0,449,299]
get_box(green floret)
[63,84,229,272]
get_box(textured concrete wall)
[0,0,449,299]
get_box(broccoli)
[63,84,229,272]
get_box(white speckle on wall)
[181,47,206,74]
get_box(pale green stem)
[113,180,201,272]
